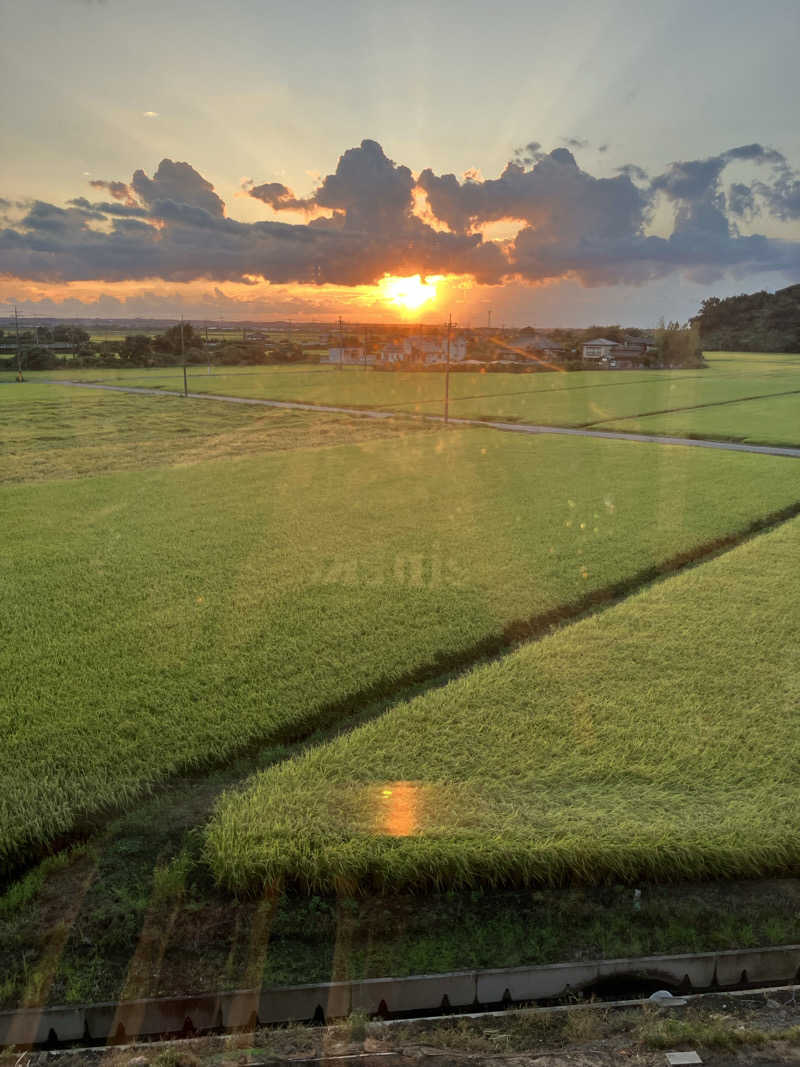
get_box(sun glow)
[378,273,443,312]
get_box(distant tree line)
[0,323,309,372]
[691,284,800,352]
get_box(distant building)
[375,341,405,364]
[401,333,468,364]
[581,338,619,361]
[324,346,375,365]
[516,332,566,361]
[582,337,656,367]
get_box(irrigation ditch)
[3,946,800,1049]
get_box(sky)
[1,0,799,326]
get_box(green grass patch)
[5,425,800,863]
[206,511,800,894]
[599,391,800,447]
[32,351,800,433]
[0,382,428,483]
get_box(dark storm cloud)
[130,159,225,218]
[420,141,800,286]
[418,148,647,243]
[1,139,799,289]
[651,143,799,217]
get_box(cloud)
[616,163,649,182]
[2,140,800,291]
[248,180,311,212]
[89,178,136,205]
[130,158,225,218]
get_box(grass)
[0,382,429,483]
[29,350,800,441]
[3,698,800,1005]
[205,509,800,895]
[3,1003,796,1065]
[3,665,799,1009]
[4,416,800,863]
[600,391,800,447]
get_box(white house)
[401,334,468,364]
[581,338,618,361]
[376,341,405,364]
[324,346,375,365]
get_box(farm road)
[42,378,800,459]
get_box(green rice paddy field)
[4,373,800,866]
[0,383,432,483]
[20,350,800,445]
[207,509,800,894]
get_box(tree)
[655,320,704,367]
[53,325,90,351]
[21,346,59,370]
[691,284,800,352]
[267,340,304,363]
[120,335,153,364]
[153,322,204,355]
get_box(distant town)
[0,318,705,372]
[324,329,660,370]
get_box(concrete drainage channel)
[3,945,800,1050]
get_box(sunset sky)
[2,0,799,325]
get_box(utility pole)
[444,312,453,425]
[487,309,492,333]
[14,306,23,382]
[337,316,344,370]
[180,314,187,396]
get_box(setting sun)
[378,273,443,312]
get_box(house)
[401,334,468,364]
[582,337,657,368]
[607,341,651,367]
[581,338,619,361]
[516,332,565,361]
[375,341,405,364]
[324,346,375,365]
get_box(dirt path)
[41,379,800,459]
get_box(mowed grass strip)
[4,428,800,860]
[206,511,800,894]
[0,383,429,483]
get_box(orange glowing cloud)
[1,272,477,323]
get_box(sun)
[379,273,443,313]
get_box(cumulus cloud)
[130,158,225,218]
[1,139,799,291]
